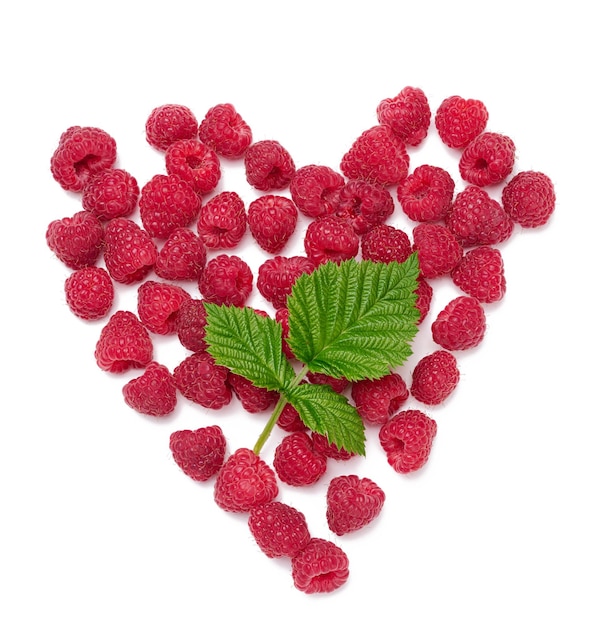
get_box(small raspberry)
[145,104,198,151]
[247,195,298,253]
[155,227,207,281]
[228,373,279,413]
[103,218,157,284]
[273,431,327,486]
[64,266,114,321]
[165,139,221,195]
[310,432,356,461]
[289,164,344,218]
[304,215,359,267]
[410,350,460,405]
[397,164,455,222]
[197,191,247,249]
[173,352,232,410]
[175,298,208,353]
[412,222,463,279]
[244,139,296,191]
[169,425,226,482]
[276,400,308,432]
[257,255,315,309]
[198,254,253,307]
[431,295,487,351]
[333,179,395,235]
[451,245,506,303]
[414,277,433,325]
[459,131,515,187]
[137,280,191,335]
[291,538,349,594]
[81,168,139,220]
[351,372,409,426]
[275,308,296,360]
[360,225,412,264]
[198,103,252,158]
[46,211,104,269]
[122,361,177,417]
[376,86,431,146]
[501,170,556,228]
[248,501,311,558]
[306,372,349,394]
[435,95,489,149]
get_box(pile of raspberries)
[46,89,555,594]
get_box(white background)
[1,1,591,624]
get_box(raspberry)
[291,538,349,594]
[103,217,158,284]
[137,280,191,335]
[435,95,489,149]
[197,191,247,249]
[276,400,308,432]
[304,215,359,267]
[94,310,153,373]
[81,168,139,220]
[248,501,311,558]
[50,126,117,192]
[412,222,463,279]
[198,254,253,307]
[214,447,278,513]
[247,195,298,253]
[376,86,431,146]
[351,372,409,426]
[244,139,296,191]
[410,350,460,405]
[169,425,227,482]
[397,164,455,222]
[64,266,114,321]
[431,295,487,351]
[155,227,207,281]
[306,372,349,394]
[198,103,252,158]
[275,308,296,360]
[175,298,208,353]
[46,211,104,269]
[289,164,344,218]
[145,104,198,151]
[501,170,556,228]
[139,174,201,240]
[173,352,232,410]
[257,255,315,309]
[310,432,356,461]
[459,132,516,187]
[446,185,513,247]
[451,245,506,303]
[273,431,327,486]
[165,139,221,195]
[360,225,412,264]
[415,276,433,324]
[340,124,409,186]
[228,373,279,413]
[333,179,395,235]
[326,475,386,536]
[122,361,177,417]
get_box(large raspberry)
[64,266,114,321]
[244,139,296,191]
[256,255,315,310]
[103,218,157,284]
[198,103,252,158]
[501,170,556,228]
[459,132,515,187]
[173,352,232,410]
[360,225,412,264]
[137,280,191,335]
[165,139,221,195]
[247,195,298,253]
[198,254,253,306]
[46,211,104,270]
[410,350,460,405]
[304,215,359,267]
[197,191,247,249]
[431,295,487,351]
[273,431,327,486]
[435,95,489,149]
[351,372,409,426]
[175,298,208,353]
[451,246,506,303]
[412,222,463,279]
[122,361,177,417]
[376,86,431,146]
[289,164,344,218]
[81,168,139,220]
[291,538,349,594]
[228,373,279,413]
[397,164,455,222]
[248,501,311,558]
[155,227,207,281]
[333,179,395,235]
[145,104,198,151]
[169,426,227,482]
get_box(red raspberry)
[276,400,308,432]
[340,124,409,186]
[446,185,513,247]
[175,298,208,353]
[451,245,506,303]
[435,95,489,149]
[197,191,247,249]
[431,295,487,351]
[198,103,252,158]
[289,164,344,218]
[333,179,395,235]
[410,350,460,405]
[310,432,356,461]
[81,168,139,220]
[122,361,177,417]
[198,254,253,307]
[165,139,221,195]
[244,139,296,191]
[376,86,431,146]
[145,104,198,151]
[326,475,386,536]
[351,372,409,426]
[397,164,455,222]
[291,538,349,594]
[459,131,516,187]
[64,266,114,321]
[46,211,104,269]
[169,425,227,482]
[275,308,296,360]
[412,222,463,279]
[247,195,298,253]
[415,276,433,324]
[360,225,412,264]
[501,170,556,228]
[304,215,359,267]
[94,310,153,373]
[155,227,207,281]
[306,372,349,394]
[137,280,191,335]
[173,352,232,410]
[273,431,327,486]
[103,218,157,284]
[379,409,437,474]
[50,126,117,192]
[248,501,311,558]
[256,255,315,309]
[139,173,201,240]
[228,373,279,413]
[214,447,279,513]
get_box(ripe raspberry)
[459,132,515,187]
[165,139,221,195]
[451,245,506,303]
[310,432,356,461]
[94,310,153,373]
[137,280,191,335]
[198,103,252,159]
[247,195,298,253]
[244,139,296,191]
[139,174,201,240]
[446,185,513,247]
[197,191,247,249]
[46,211,104,269]
[145,104,198,151]
[501,170,556,228]
[333,179,395,235]
[379,409,437,474]
[306,372,349,394]
[397,164,455,222]
[155,227,207,281]
[275,307,296,360]
[50,126,117,192]
[340,124,409,186]
[257,255,315,309]
[276,400,308,432]
[169,425,227,482]
[435,95,489,149]
[351,372,409,426]
[412,222,463,279]
[122,361,177,417]
[410,350,460,405]
[326,475,386,536]
[376,86,431,146]
[175,298,208,353]
[361,225,412,264]
[198,254,253,307]
[289,164,344,218]
[173,352,232,410]
[214,447,278,513]
[304,216,359,267]
[291,538,349,594]
[273,431,327,486]
[103,218,158,284]
[228,373,279,413]
[248,501,311,558]
[64,266,114,321]
[81,168,139,220]
[415,277,433,325]
[431,295,487,351]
